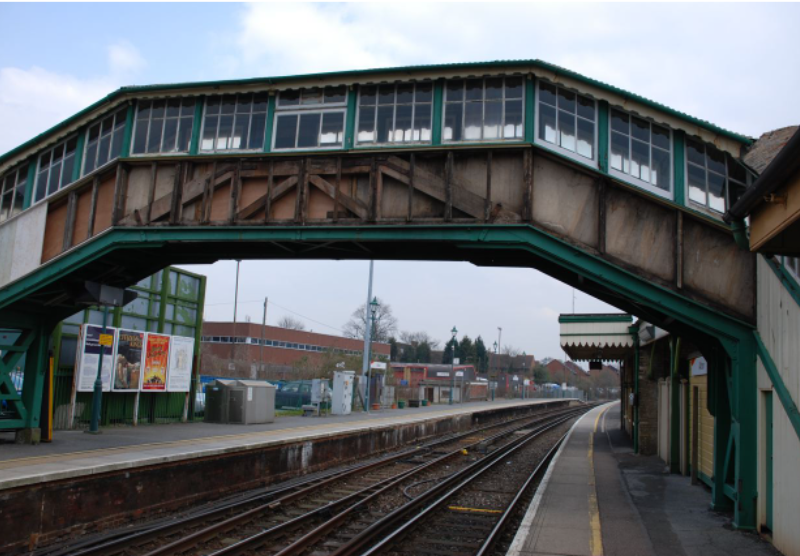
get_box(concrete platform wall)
[0,400,568,555]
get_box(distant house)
[488,353,535,374]
[545,359,581,384]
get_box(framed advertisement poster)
[76,325,116,392]
[167,336,194,392]
[142,334,170,391]
[114,330,144,391]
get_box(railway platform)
[508,402,779,556]
[0,397,573,555]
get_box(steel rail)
[135,405,577,556]
[335,409,585,556]
[56,406,568,556]
[199,406,586,556]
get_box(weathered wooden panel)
[532,155,598,248]
[71,187,94,246]
[682,218,754,318]
[125,166,153,216]
[92,176,116,235]
[208,183,230,221]
[605,187,675,282]
[0,203,47,289]
[41,202,67,263]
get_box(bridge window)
[537,81,595,161]
[200,93,269,152]
[609,108,672,195]
[35,137,78,203]
[0,166,27,222]
[273,86,347,150]
[444,77,524,142]
[686,138,748,214]
[356,82,433,145]
[132,98,196,155]
[83,107,128,176]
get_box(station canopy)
[559,314,634,362]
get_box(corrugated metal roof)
[0,58,753,167]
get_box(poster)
[167,336,194,392]
[114,330,144,391]
[76,325,116,392]
[142,334,170,391]
[690,357,708,376]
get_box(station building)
[0,58,795,554]
[200,321,390,380]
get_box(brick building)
[201,321,390,380]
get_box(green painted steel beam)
[432,80,444,146]
[22,161,35,210]
[598,101,610,174]
[673,130,686,207]
[344,88,357,150]
[670,337,681,474]
[524,76,535,144]
[755,331,800,443]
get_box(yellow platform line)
[448,505,503,514]
[588,405,610,556]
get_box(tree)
[502,344,520,357]
[474,336,489,374]
[533,364,551,384]
[389,337,399,360]
[458,335,476,364]
[342,297,398,343]
[278,316,306,330]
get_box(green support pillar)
[709,346,733,512]
[17,320,51,443]
[728,336,758,530]
[629,324,640,454]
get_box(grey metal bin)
[204,379,276,424]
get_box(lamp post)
[366,297,379,412]
[491,341,498,401]
[449,326,457,405]
[521,351,527,399]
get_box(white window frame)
[607,106,674,200]
[131,98,196,156]
[199,93,269,153]
[442,77,526,144]
[0,165,27,223]
[271,109,347,152]
[534,79,598,169]
[82,107,128,177]
[355,82,434,146]
[684,138,750,217]
[34,135,79,205]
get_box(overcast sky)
[2,3,798,360]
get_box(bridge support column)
[0,312,52,444]
[711,337,758,530]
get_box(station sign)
[370,361,387,370]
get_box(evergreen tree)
[389,337,399,361]
[475,336,488,373]
[458,335,476,363]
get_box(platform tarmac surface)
[508,402,780,556]
[0,398,559,490]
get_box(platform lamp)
[521,351,527,399]
[449,326,458,405]
[77,281,138,434]
[366,297,379,411]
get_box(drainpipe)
[730,219,750,251]
[629,324,640,454]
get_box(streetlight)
[366,297,379,411]
[522,351,527,399]
[449,326,457,405]
[491,341,498,401]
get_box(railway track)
[39,403,585,556]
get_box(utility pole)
[231,260,241,367]
[259,297,268,378]
[361,261,375,411]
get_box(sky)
[1,3,799,360]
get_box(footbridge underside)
[0,145,759,528]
